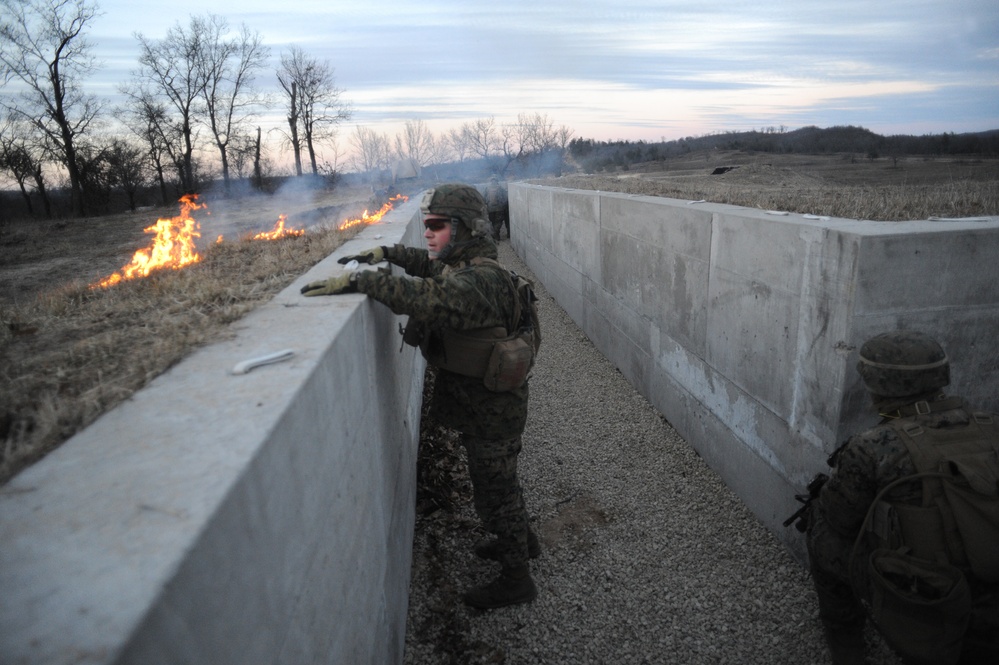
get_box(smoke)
[192,176,333,248]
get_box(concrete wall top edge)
[515,183,999,231]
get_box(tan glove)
[300,272,357,297]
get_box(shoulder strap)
[469,256,521,332]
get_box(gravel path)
[403,242,903,665]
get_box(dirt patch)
[538,493,610,554]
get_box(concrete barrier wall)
[0,198,426,665]
[509,182,999,560]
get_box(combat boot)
[821,620,865,665]
[474,530,541,561]
[463,566,537,609]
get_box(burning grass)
[0,209,373,484]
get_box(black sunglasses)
[424,218,450,231]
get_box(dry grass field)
[1,151,997,483]
[533,150,999,221]
[0,183,379,483]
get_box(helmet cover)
[856,331,950,397]
[420,184,490,242]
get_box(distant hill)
[568,126,999,173]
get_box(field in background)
[2,151,997,484]
[534,150,999,221]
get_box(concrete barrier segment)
[508,182,999,563]
[0,196,427,665]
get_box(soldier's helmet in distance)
[857,330,950,397]
[420,183,489,241]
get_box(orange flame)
[92,193,409,289]
[251,214,305,240]
[93,194,205,288]
[338,194,408,231]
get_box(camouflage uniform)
[808,395,999,662]
[352,230,532,571]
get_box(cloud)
[11,0,993,163]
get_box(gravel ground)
[403,241,903,665]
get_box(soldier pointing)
[302,183,541,609]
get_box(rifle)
[782,473,829,532]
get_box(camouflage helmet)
[856,331,950,398]
[420,183,489,241]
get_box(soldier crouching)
[805,331,999,664]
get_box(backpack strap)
[883,396,965,420]
[469,256,521,333]
[848,470,954,598]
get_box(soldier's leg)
[488,212,502,241]
[461,434,536,608]
[463,434,530,567]
[808,553,865,665]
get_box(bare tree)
[225,131,253,180]
[276,49,304,176]
[102,136,149,211]
[554,124,575,175]
[498,123,521,172]
[277,46,351,176]
[426,133,454,167]
[394,119,434,166]
[447,126,470,163]
[0,112,51,217]
[349,125,391,179]
[120,89,180,205]
[0,0,104,217]
[423,133,454,182]
[197,15,269,193]
[503,113,572,175]
[464,117,499,160]
[517,112,557,154]
[133,17,209,193]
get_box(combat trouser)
[462,433,530,569]
[488,211,505,241]
[807,550,865,664]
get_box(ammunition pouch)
[416,326,534,392]
[867,548,971,665]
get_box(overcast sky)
[27,0,999,152]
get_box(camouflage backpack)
[850,404,999,664]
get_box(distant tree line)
[3,0,993,223]
[569,125,999,174]
[0,0,351,220]
[0,0,576,223]
[348,113,574,186]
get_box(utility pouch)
[867,548,971,665]
[483,335,534,392]
[402,321,426,348]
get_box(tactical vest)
[861,399,999,583]
[406,258,541,392]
